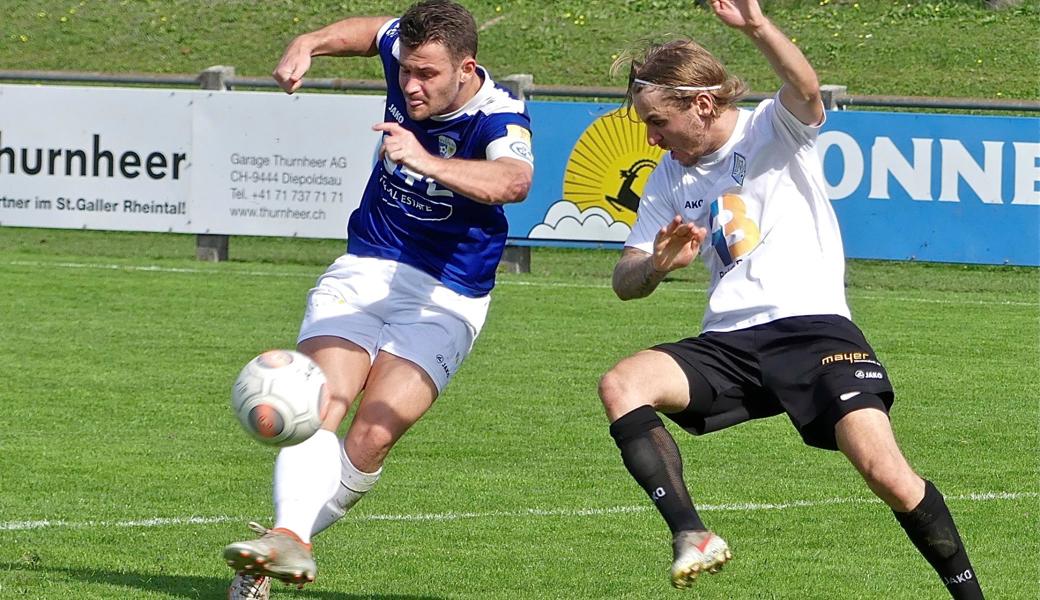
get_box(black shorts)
[653,315,894,450]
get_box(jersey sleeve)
[767,92,824,150]
[625,162,677,253]
[480,115,534,167]
[376,18,401,75]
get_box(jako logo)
[942,569,974,585]
[855,370,884,380]
[651,487,666,501]
[435,354,450,377]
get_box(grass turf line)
[0,229,1037,598]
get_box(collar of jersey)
[431,66,493,122]
[694,109,752,168]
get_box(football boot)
[670,530,732,589]
[223,522,316,586]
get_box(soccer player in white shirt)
[223,2,534,598]
[599,1,983,597]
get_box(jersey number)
[387,157,455,198]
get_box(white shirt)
[626,95,850,333]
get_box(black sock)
[609,405,704,534]
[893,480,983,599]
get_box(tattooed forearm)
[612,251,668,300]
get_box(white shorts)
[297,254,491,392]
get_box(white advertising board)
[0,85,193,232]
[191,91,384,238]
[0,84,385,238]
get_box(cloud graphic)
[528,200,631,242]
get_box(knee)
[884,472,925,512]
[598,369,630,410]
[321,389,356,428]
[599,368,654,422]
[346,421,396,466]
[857,458,923,511]
[857,459,890,490]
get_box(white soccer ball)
[231,350,326,447]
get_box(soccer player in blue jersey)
[223,2,533,597]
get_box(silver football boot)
[670,530,732,589]
[223,522,317,586]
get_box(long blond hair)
[612,38,747,118]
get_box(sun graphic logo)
[529,109,664,242]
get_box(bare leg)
[837,407,983,599]
[343,350,439,473]
[835,408,924,511]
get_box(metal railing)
[1,68,1037,113]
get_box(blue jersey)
[346,19,534,298]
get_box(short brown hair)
[613,39,748,117]
[399,0,478,64]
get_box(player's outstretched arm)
[373,122,532,205]
[613,216,706,301]
[273,16,393,94]
[419,156,532,205]
[710,0,823,125]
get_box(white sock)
[273,429,341,543]
[310,442,382,537]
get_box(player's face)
[398,42,477,120]
[633,89,714,167]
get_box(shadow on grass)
[0,562,445,599]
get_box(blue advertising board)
[508,100,1040,266]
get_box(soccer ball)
[231,350,326,447]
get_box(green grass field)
[4,0,1040,100]
[1,0,1039,597]
[0,229,1037,599]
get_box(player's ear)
[694,92,716,117]
[459,57,477,81]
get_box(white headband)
[632,78,721,92]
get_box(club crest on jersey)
[509,140,533,162]
[731,153,746,185]
[438,135,457,158]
